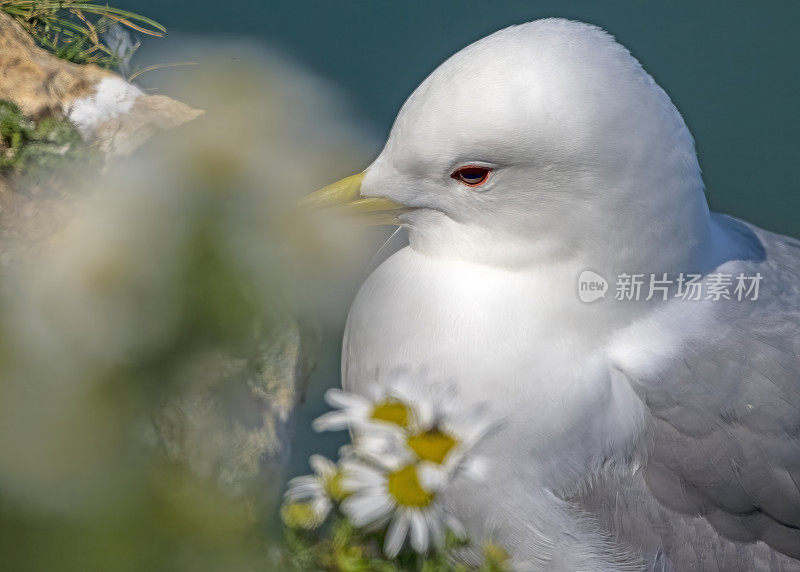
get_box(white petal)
[311,496,333,519]
[444,513,467,540]
[341,492,394,527]
[363,508,393,532]
[351,447,408,473]
[340,460,385,488]
[312,411,353,432]
[354,421,406,441]
[285,476,322,500]
[286,475,317,489]
[351,431,394,455]
[417,462,446,492]
[337,444,359,461]
[413,398,436,430]
[353,434,412,469]
[409,509,429,553]
[309,454,337,478]
[324,388,368,409]
[383,511,410,558]
[425,509,445,548]
[392,380,434,426]
[341,475,382,492]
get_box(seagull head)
[305,19,711,272]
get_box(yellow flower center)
[370,399,410,427]
[280,501,325,530]
[324,471,348,502]
[387,464,433,508]
[483,542,512,568]
[407,429,457,464]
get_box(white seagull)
[305,19,800,570]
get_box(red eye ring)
[450,165,492,187]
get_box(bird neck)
[405,195,714,277]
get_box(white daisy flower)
[334,378,497,480]
[404,390,496,480]
[300,376,498,555]
[339,454,466,558]
[282,454,345,529]
[312,375,424,433]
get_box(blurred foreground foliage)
[0,464,270,570]
[0,50,373,571]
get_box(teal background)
[120,0,800,238]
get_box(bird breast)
[343,246,647,490]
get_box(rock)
[0,101,94,256]
[0,12,201,156]
[0,13,97,119]
[75,82,204,156]
[0,12,201,250]
[151,319,320,501]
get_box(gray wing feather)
[618,218,800,562]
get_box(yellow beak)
[300,172,406,226]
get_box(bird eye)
[450,166,491,187]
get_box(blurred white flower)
[314,375,496,479]
[307,375,499,557]
[312,373,462,433]
[282,454,346,528]
[403,390,495,481]
[305,375,499,555]
[339,454,465,558]
[312,384,415,433]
